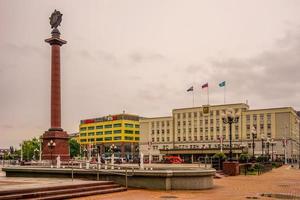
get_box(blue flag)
[219,81,226,87]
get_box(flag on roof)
[187,86,193,92]
[201,83,208,88]
[219,81,226,87]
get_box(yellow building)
[78,114,140,159]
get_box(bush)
[212,152,227,160]
[256,156,269,163]
[239,153,250,163]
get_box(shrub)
[239,153,250,163]
[212,152,227,160]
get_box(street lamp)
[269,138,276,162]
[261,134,265,157]
[251,126,257,160]
[221,108,240,161]
[47,140,56,167]
[109,144,117,168]
[266,137,271,161]
[33,148,39,161]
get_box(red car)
[163,156,183,164]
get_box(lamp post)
[251,126,257,159]
[261,134,265,157]
[20,143,23,162]
[109,144,117,169]
[266,137,271,161]
[270,138,276,162]
[221,108,240,161]
[33,148,39,161]
[47,140,56,167]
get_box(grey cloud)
[205,28,300,106]
[129,52,166,63]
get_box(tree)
[239,153,250,163]
[213,152,227,160]
[69,138,80,158]
[21,137,41,161]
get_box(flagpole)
[207,86,209,105]
[193,90,195,107]
[224,84,226,104]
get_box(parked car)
[162,156,184,164]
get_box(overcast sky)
[1,0,300,148]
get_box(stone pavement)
[0,167,93,191]
[73,165,300,200]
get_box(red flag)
[202,83,208,88]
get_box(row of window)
[80,136,139,142]
[246,114,272,121]
[80,130,139,137]
[175,109,240,119]
[151,121,171,128]
[80,123,139,131]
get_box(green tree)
[69,138,80,158]
[239,153,250,163]
[21,137,41,161]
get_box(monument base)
[41,130,70,161]
[223,161,240,176]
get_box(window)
[152,138,154,142]
[135,124,140,128]
[216,110,220,116]
[162,130,165,134]
[216,127,220,132]
[183,121,186,126]
[167,137,170,141]
[253,115,257,121]
[104,124,112,129]
[114,136,121,140]
[157,138,160,142]
[96,125,103,129]
[167,129,170,134]
[88,132,94,136]
[183,137,186,141]
[88,126,95,130]
[210,127,214,131]
[200,136,203,140]
[177,113,181,119]
[183,113,186,118]
[267,124,271,129]
[125,136,133,140]
[246,115,250,121]
[188,112,191,118]
[260,124,264,129]
[157,130,160,134]
[125,130,134,134]
[177,121,180,126]
[161,137,165,142]
[200,128,203,132]
[113,130,121,134]
[135,137,140,141]
[194,128,197,132]
[125,123,134,128]
[80,127,86,131]
[105,131,112,135]
[96,132,103,135]
[194,112,197,117]
[194,136,197,140]
[80,133,86,137]
[105,137,112,141]
[135,130,139,134]
[188,128,191,133]
[223,126,226,131]
[151,122,154,128]
[161,122,165,127]
[167,121,170,126]
[177,137,181,141]
[96,138,103,141]
[210,119,214,124]
[177,129,181,133]
[247,125,250,130]
[188,121,191,126]
[113,123,121,128]
[80,139,87,142]
[205,119,208,124]
[152,130,155,134]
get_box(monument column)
[41,10,70,161]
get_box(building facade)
[139,103,300,162]
[78,114,140,159]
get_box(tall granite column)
[41,10,70,161]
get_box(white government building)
[139,103,300,163]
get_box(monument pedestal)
[223,161,240,176]
[42,130,69,160]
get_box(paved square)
[73,166,300,200]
